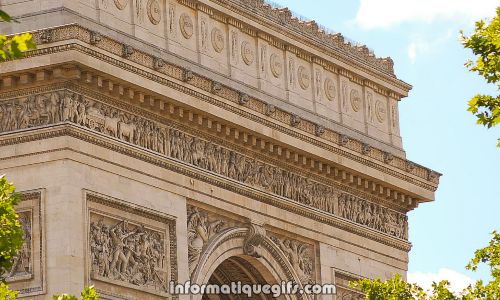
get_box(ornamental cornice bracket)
[243,221,267,258]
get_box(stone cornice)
[0,123,412,252]
[0,26,440,200]
[0,80,422,212]
[195,0,411,93]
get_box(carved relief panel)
[334,271,364,300]
[269,233,316,285]
[197,12,229,73]
[315,69,341,122]
[365,89,391,143]
[4,191,45,298]
[187,204,317,286]
[256,38,287,99]
[339,79,365,133]
[131,0,164,46]
[167,2,199,63]
[98,0,132,29]
[287,53,314,111]
[337,193,408,239]
[86,193,177,298]
[0,89,408,240]
[187,205,234,276]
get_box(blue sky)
[271,0,499,291]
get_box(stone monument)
[0,0,440,299]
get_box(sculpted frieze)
[6,211,32,280]
[89,214,168,292]
[1,192,45,297]
[0,90,407,240]
[187,207,226,275]
[338,193,407,239]
[270,235,314,284]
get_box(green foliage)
[461,7,500,146]
[0,175,23,277]
[465,230,500,299]
[349,274,423,300]
[53,286,99,300]
[350,231,500,300]
[0,9,36,61]
[0,282,18,300]
[0,178,99,299]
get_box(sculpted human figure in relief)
[271,236,313,284]
[187,208,225,274]
[0,91,404,239]
[89,217,166,290]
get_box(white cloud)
[407,40,430,64]
[408,268,475,295]
[406,30,453,63]
[355,0,499,30]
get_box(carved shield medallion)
[114,0,127,10]
[297,66,310,90]
[375,100,386,123]
[211,28,225,53]
[350,89,361,112]
[324,78,336,101]
[270,53,282,78]
[241,41,254,65]
[179,13,194,39]
[146,0,161,25]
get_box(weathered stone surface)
[0,1,440,299]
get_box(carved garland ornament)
[179,13,193,39]
[241,41,254,65]
[211,28,225,53]
[146,0,161,25]
[270,53,282,78]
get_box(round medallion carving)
[324,78,336,101]
[114,0,128,10]
[147,0,161,25]
[211,28,225,53]
[241,41,254,65]
[350,89,361,112]
[179,13,194,39]
[375,100,386,123]
[270,53,282,78]
[297,66,310,90]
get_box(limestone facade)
[0,1,440,299]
